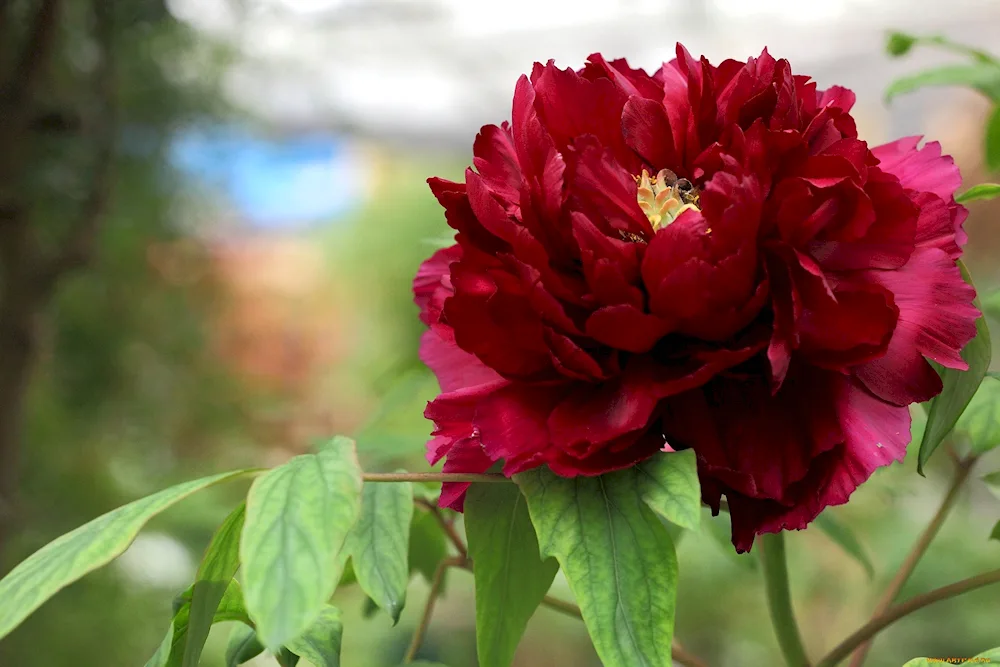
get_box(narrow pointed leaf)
[636,450,700,530]
[284,605,344,667]
[183,504,246,667]
[466,483,558,667]
[225,624,265,666]
[347,482,413,624]
[918,262,991,474]
[146,580,251,667]
[241,436,363,650]
[885,64,1000,102]
[277,648,301,667]
[516,467,678,667]
[813,511,874,578]
[0,469,254,641]
[956,183,1000,203]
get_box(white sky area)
[166,0,1000,140]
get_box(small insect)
[674,177,700,207]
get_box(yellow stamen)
[634,168,702,232]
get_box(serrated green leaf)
[988,106,1000,172]
[466,483,558,667]
[955,377,1000,453]
[410,509,447,582]
[516,467,678,667]
[956,183,1000,203]
[636,450,701,530]
[285,605,344,667]
[919,262,992,474]
[813,511,874,578]
[0,469,254,641]
[241,436,363,650]
[225,624,265,666]
[147,580,252,667]
[183,504,246,667]
[885,64,1000,102]
[347,482,413,624]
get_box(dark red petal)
[473,123,522,209]
[622,97,680,172]
[420,328,503,393]
[585,304,673,353]
[570,212,644,309]
[413,245,461,325]
[474,383,571,474]
[582,53,663,100]
[568,135,653,239]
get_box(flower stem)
[363,472,509,483]
[816,567,1000,667]
[414,497,468,560]
[846,453,976,667]
[920,34,999,65]
[759,532,811,667]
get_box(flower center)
[634,168,701,231]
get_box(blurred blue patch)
[169,126,365,230]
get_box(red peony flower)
[413,45,979,552]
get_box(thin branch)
[847,454,976,667]
[363,472,509,484]
[817,568,1000,667]
[403,555,463,663]
[1,0,61,114]
[37,0,115,290]
[414,497,467,560]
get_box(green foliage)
[516,468,678,667]
[240,437,363,650]
[956,183,1000,203]
[0,469,252,641]
[409,509,448,584]
[885,64,1000,103]
[919,263,992,473]
[813,511,875,579]
[903,646,1000,665]
[955,377,1000,453]
[702,508,757,570]
[346,482,414,624]
[284,605,345,667]
[981,471,1000,500]
[146,580,251,667]
[636,450,701,531]
[465,483,558,667]
[990,520,1000,542]
[987,106,1000,172]
[886,32,917,57]
[182,504,246,667]
[225,624,264,667]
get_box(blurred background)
[2,0,1000,665]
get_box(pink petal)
[872,137,962,201]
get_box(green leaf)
[147,580,252,667]
[955,377,1000,453]
[990,519,1000,542]
[409,509,447,584]
[0,469,254,641]
[183,504,246,667]
[904,646,1000,665]
[241,436,363,650]
[285,605,344,667]
[918,262,992,474]
[636,450,701,530]
[225,624,265,667]
[981,471,1000,501]
[516,467,678,667]
[407,663,450,667]
[346,482,413,624]
[813,511,874,578]
[885,64,1000,102]
[956,183,1000,203]
[988,106,1000,173]
[465,483,558,667]
[277,648,301,667]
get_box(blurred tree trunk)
[0,0,115,558]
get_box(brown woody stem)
[846,453,976,667]
[817,568,1000,667]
